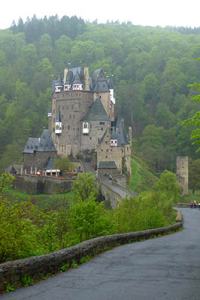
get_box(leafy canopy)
[72,172,98,201]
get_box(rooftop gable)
[83,97,110,122]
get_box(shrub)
[72,172,98,201]
[68,198,114,241]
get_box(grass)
[179,191,200,204]
[129,156,158,192]
[6,189,75,210]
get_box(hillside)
[129,156,158,192]
[0,16,200,171]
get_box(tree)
[189,159,200,193]
[72,173,98,201]
[0,173,14,195]
[54,157,74,174]
[182,82,200,149]
[154,170,180,203]
[68,199,113,241]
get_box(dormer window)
[110,139,118,147]
[72,84,83,91]
[55,85,62,93]
[64,84,71,91]
[82,122,89,135]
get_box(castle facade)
[23,66,131,176]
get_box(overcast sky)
[1,0,200,29]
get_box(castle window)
[68,125,70,130]
[82,122,89,134]
[90,137,92,140]
[72,105,74,110]
[100,122,105,125]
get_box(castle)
[23,66,131,177]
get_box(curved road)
[2,208,200,300]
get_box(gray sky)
[1,0,200,29]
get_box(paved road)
[2,208,200,300]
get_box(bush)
[72,172,98,201]
[0,200,43,263]
[154,171,180,204]
[68,198,114,241]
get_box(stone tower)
[176,156,188,195]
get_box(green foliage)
[5,283,15,293]
[154,170,180,203]
[0,169,179,264]
[79,255,91,264]
[60,262,70,272]
[129,156,158,192]
[71,260,79,268]
[0,18,200,171]
[68,198,114,241]
[0,173,14,194]
[72,172,98,201]
[188,159,200,193]
[21,275,33,287]
[113,194,168,233]
[0,200,44,263]
[54,157,74,173]
[182,82,200,149]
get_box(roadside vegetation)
[0,171,180,264]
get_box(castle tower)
[176,156,188,195]
[51,67,93,156]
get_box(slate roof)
[82,97,110,122]
[111,118,128,146]
[98,161,117,169]
[73,72,82,84]
[91,68,110,92]
[23,129,56,154]
[23,138,40,154]
[65,67,84,85]
[52,79,63,92]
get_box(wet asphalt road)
[2,208,200,300]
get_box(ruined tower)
[176,156,188,195]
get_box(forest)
[0,15,200,173]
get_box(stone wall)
[23,151,57,171]
[0,220,182,292]
[81,120,110,151]
[97,131,131,175]
[14,175,73,194]
[51,91,93,156]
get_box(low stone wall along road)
[2,208,200,300]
